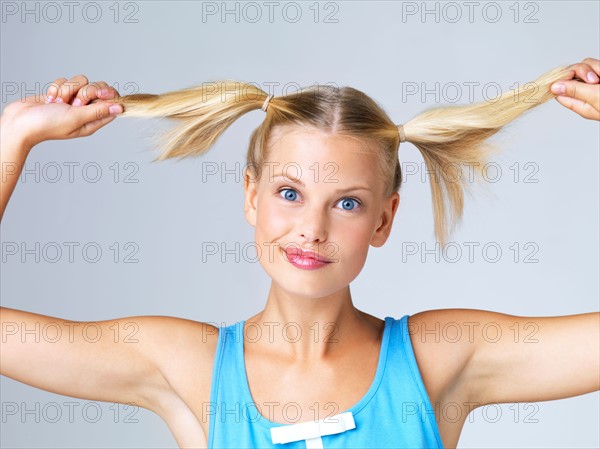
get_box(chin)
[275,277,346,300]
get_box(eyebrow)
[272,173,372,193]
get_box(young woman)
[1,58,598,449]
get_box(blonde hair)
[113,65,573,245]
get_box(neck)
[245,283,382,361]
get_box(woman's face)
[244,126,400,299]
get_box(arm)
[0,124,30,222]
[0,307,218,415]
[458,310,600,406]
[1,307,166,409]
[0,76,217,416]
[456,60,600,404]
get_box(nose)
[299,204,329,243]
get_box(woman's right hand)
[2,74,123,149]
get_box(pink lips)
[283,247,332,270]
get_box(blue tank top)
[207,315,444,448]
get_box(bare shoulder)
[137,315,219,360]
[142,315,220,383]
[407,308,502,406]
[130,315,220,414]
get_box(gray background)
[1,0,599,447]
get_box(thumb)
[71,101,123,129]
[78,115,118,137]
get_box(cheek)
[253,198,292,264]
[256,197,289,237]
[323,221,372,269]
[339,220,375,248]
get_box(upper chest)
[159,314,475,448]
[241,342,383,424]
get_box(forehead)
[265,126,380,185]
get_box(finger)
[565,62,599,84]
[555,96,600,121]
[57,74,89,104]
[72,81,109,107]
[97,85,121,101]
[582,58,600,76]
[46,77,67,103]
[551,80,600,108]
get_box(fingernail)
[109,104,123,115]
[98,88,108,96]
[56,97,64,103]
[587,71,599,83]
[72,98,82,107]
[45,95,54,104]
[551,83,565,94]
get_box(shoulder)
[145,315,220,378]
[129,316,220,414]
[405,308,499,406]
[131,315,219,363]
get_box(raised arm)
[2,307,173,410]
[0,77,218,420]
[0,126,30,221]
[459,310,600,406]
[460,58,600,404]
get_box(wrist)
[0,137,33,161]
[0,121,34,159]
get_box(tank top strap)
[386,314,437,412]
[207,320,247,448]
[381,314,444,448]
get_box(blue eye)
[337,198,360,211]
[277,188,362,213]
[279,188,298,202]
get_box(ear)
[243,168,258,227]
[370,192,400,247]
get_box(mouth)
[283,247,333,263]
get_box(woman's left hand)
[551,57,600,121]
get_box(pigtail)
[400,65,574,246]
[114,80,269,162]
